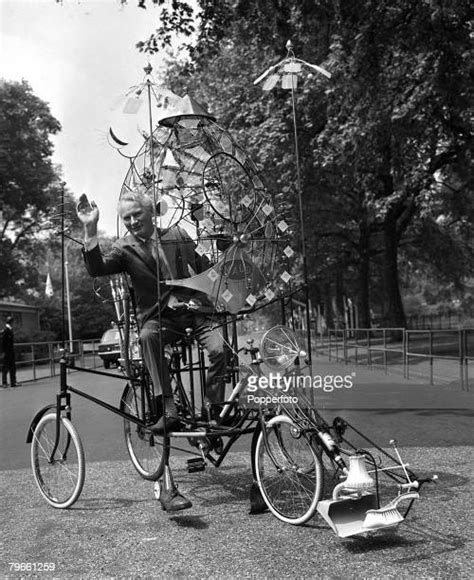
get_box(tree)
[0,79,117,338]
[312,0,472,326]
[161,1,365,322]
[139,0,473,328]
[38,229,117,341]
[0,79,62,298]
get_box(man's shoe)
[1,384,8,389]
[12,383,21,388]
[159,488,192,512]
[218,411,239,427]
[151,412,182,436]
[209,405,238,427]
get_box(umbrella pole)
[290,71,313,374]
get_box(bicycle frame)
[26,313,261,470]
[157,326,262,470]
[27,269,436,536]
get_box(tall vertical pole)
[61,183,66,349]
[254,42,331,394]
[289,61,312,369]
[144,64,165,390]
[144,65,180,494]
[64,245,74,353]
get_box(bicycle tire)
[121,383,167,481]
[253,415,323,525]
[250,418,266,480]
[31,412,85,509]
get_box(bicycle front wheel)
[31,412,85,509]
[253,415,323,525]
[121,384,167,481]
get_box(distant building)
[0,300,40,333]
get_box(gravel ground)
[1,446,472,579]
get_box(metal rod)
[145,65,165,393]
[61,183,66,349]
[68,385,154,427]
[64,245,74,353]
[289,54,313,373]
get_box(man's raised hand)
[77,194,99,237]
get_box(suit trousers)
[2,354,17,387]
[139,310,226,407]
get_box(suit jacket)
[2,325,14,358]
[83,226,210,324]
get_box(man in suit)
[2,316,20,388]
[77,192,227,436]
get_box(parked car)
[98,328,121,369]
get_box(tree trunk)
[357,220,371,328]
[334,268,344,329]
[322,282,334,329]
[383,220,406,328]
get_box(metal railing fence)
[12,339,104,384]
[316,327,473,390]
[8,328,474,391]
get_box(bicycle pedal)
[187,457,206,473]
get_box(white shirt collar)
[136,229,157,244]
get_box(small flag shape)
[45,272,54,297]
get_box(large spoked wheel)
[31,412,85,509]
[121,383,167,481]
[253,415,323,525]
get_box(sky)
[1,0,183,235]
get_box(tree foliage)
[0,80,61,241]
[312,0,473,325]
[0,79,118,339]
[146,0,472,327]
[39,223,117,341]
[0,79,62,298]
[35,0,470,329]
[135,0,196,53]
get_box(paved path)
[1,356,472,471]
[1,356,472,577]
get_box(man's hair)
[6,316,13,324]
[117,191,154,215]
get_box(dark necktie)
[144,237,172,279]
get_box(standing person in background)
[2,316,20,388]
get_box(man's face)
[119,200,153,239]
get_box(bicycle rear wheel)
[31,412,85,509]
[121,383,167,481]
[253,415,323,525]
